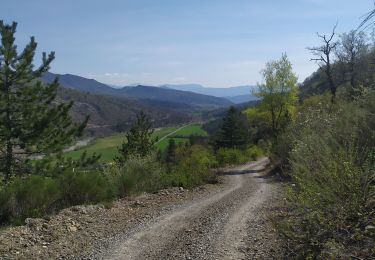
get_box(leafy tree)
[0,21,88,182]
[215,106,249,149]
[255,53,298,136]
[115,111,157,165]
[244,107,272,142]
[336,30,370,98]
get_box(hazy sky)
[2,0,373,87]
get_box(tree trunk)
[326,62,336,103]
[3,66,13,181]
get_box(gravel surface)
[0,157,283,259]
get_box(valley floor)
[0,157,283,259]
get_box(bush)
[245,146,264,160]
[110,154,164,196]
[0,170,114,225]
[0,176,60,225]
[178,145,218,187]
[161,170,188,188]
[257,139,271,154]
[276,94,375,258]
[216,146,264,166]
[58,170,113,205]
[216,148,247,166]
[162,145,218,188]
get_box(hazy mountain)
[227,94,259,104]
[161,84,254,96]
[118,85,232,108]
[43,73,232,109]
[161,84,258,103]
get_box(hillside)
[57,87,191,137]
[162,84,258,103]
[226,94,258,104]
[118,85,233,108]
[43,72,233,109]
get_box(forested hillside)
[57,87,192,137]
[300,29,375,99]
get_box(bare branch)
[359,7,375,29]
[308,24,338,103]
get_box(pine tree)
[114,111,157,165]
[165,138,176,164]
[0,21,89,182]
[215,107,249,149]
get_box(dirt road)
[88,157,281,259]
[0,157,281,259]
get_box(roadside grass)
[65,124,208,162]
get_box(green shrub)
[245,146,264,160]
[276,94,375,258]
[257,139,271,154]
[0,176,60,225]
[216,148,245,166]
[160,171,188,188]
[58,170,112,205]
[162,145,218,188]
[216,147,263,166]
[111,154,164,196]
[178,145,217,187]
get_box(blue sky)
[1,0,373,87]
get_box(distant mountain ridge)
[161,84,258,104]
[43,72,118,96]
[43,72,233,109]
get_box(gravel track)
[0,157,281,259]
[90,157,281,260]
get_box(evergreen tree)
[115,111,157,165]
[165,138,176,164]
[0,21,89,182]
[215,107,249,149]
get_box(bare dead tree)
[308,25,338,103]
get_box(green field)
[65,124,207,162]
[169,124,208,137]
